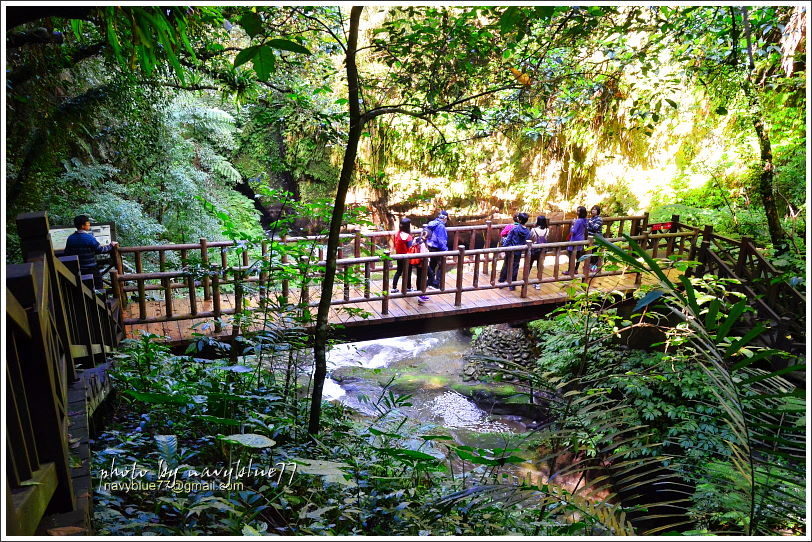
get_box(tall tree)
[662,5,795,249]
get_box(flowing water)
[319,330,615,510]
[322,330,530,447]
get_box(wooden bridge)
[4,211,805,534]
[113,214,696,344]
[105,212,803,351]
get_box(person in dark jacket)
[422,210,449,289]
[564,206,588,275]
[498,212,530,290]
[586,205,603,273]
[64,214,118,289]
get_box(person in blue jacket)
[422,210,449,289]
[498,212,530,290]
[564,206,588,275]
[64,214,118,289]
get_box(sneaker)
[590,265,598,272]
[562,270,570,275]
[406,288,414,292]
[418,295,430,303]
[391,288,399,293]
[508,286,516,291]
[427,285,440,291]
[533,284,541,290]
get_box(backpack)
[408,243,422,265]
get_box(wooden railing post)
[16,212,78,381]
[354,228,362,258]
[483,220,493,275]
[455,245,465,306]
[7,262,76,513]
[667,215,679,256]
[382,251,390,315]
[364,261,371,298]
[693,225,714,276]
[212,272,222,332]
[110,269,124,319]
[520,240,533,298]
[200,238,211,301]
[736,236,752,276]
[135,251,147,320]
[162,277,174,319]
[113,244,127,308]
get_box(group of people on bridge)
[391,205,604,301]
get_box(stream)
[322,330,532,449]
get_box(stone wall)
[462,323,538,382]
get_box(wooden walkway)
[123,263,652,344]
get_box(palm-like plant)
[592,234,806,535]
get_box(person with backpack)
[500,214,518,244]
[391,217,425,294]
[529,215,549,289]
[422,210,449,291]
[498,212,530,290]
[565,206,588,275]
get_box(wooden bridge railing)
[113,214,699,326]
[6,212,123,535]
[686,223,806,354]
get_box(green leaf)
[378,447,440,463]
[665,98,678,109]
[499,7,523,35]
[70,19,84,40]
[724,322,766,357]
[218,433,276,448]
[715,105,728,115]
[290,458,356,487]
[634,289,665,311]
[251,46,276,80]
[239,12,264,37]
[715,299,748,341]
[234,45,260,68]
[704,298,720,330]
[266,38,311,55]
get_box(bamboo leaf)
[715,299,748,341]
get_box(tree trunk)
[741,8,788,251]
[744,81,787,250]
[308,6,364,434]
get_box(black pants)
[571,248,585,272]
[427,246,443,288]
[81,266,104,289]
[392,259,418,290]
[499,251,522,284]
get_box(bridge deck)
[122,264,659,344]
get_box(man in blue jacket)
[498,212,530,290]
[64,214,118,289]
[422,210,449,289]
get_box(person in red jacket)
[391,217,425,296]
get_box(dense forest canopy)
[4,4,806,259]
